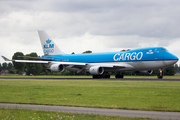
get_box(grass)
[0,108,162,120]
[0,79,180,112]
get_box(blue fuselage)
[42,47,178,64]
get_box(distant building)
[0,70,10,75]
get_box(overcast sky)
[0,0,180,64]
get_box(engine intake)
[89,66,104,75]
[50,64,64,72]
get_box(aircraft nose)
[164,51,179,65]
[169,53,179,61]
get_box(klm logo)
[146,50,153,54]
[43,39,54,54]
[44,39,54,49]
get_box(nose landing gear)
[157,69,163,79]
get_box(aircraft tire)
[93,75,102,79]
[115,75,119,78]
[93,75,110,79]
[120,75,124,78]
[103,75,110,79]
[115,74,124,79]
[157,75,163,79]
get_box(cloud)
[1,0,180,38]
[0,0,180,64]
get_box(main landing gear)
[115,72,124,79]
[157,69,163,79]
[92,73,110,79]
[92,72,124,79]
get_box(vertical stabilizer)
[38,30,64,55]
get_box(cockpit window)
[160,49,167,51]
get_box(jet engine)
[89,66,104,75]
[136,70,153,75]
[50,64,65,72]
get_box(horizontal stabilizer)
[1,56,11,61]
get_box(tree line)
[0,62,14,73]
[0,50,179,76]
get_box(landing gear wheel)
[158,75,163,79]
[115,74,124,79]
[92,74,110,79]
[93,75,102,79]
[103,75,110,79]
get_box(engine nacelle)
[50,64,65,72]
[136,70,153,75]
[89,66,104,75]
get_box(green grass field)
[0,79,180,112]
[0,108,163,120]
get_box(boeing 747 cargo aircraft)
[2,30,179,79]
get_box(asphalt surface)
[0,76,180,81]
[0,103,180,119]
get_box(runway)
[0,103,179,119]
[0,76,180,81]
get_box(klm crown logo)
[46,39,51,44]
[43,39,54,54]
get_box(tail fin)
[38,30,64,55]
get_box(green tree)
[12,52,25,75]
[174,64,179,73]
[83,50,92,54]
[25,52,43,75]
[2,62,7,70]
[39,65,50,75]
[0,63,1,72]
[164,65,175,76]
[7,63,13,70]
[7,62,14,74]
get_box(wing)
[2,56,49,64]
[1,56,131,70]
[1,56,86,65]
[87,62,133,68]
[14,60,49,63]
